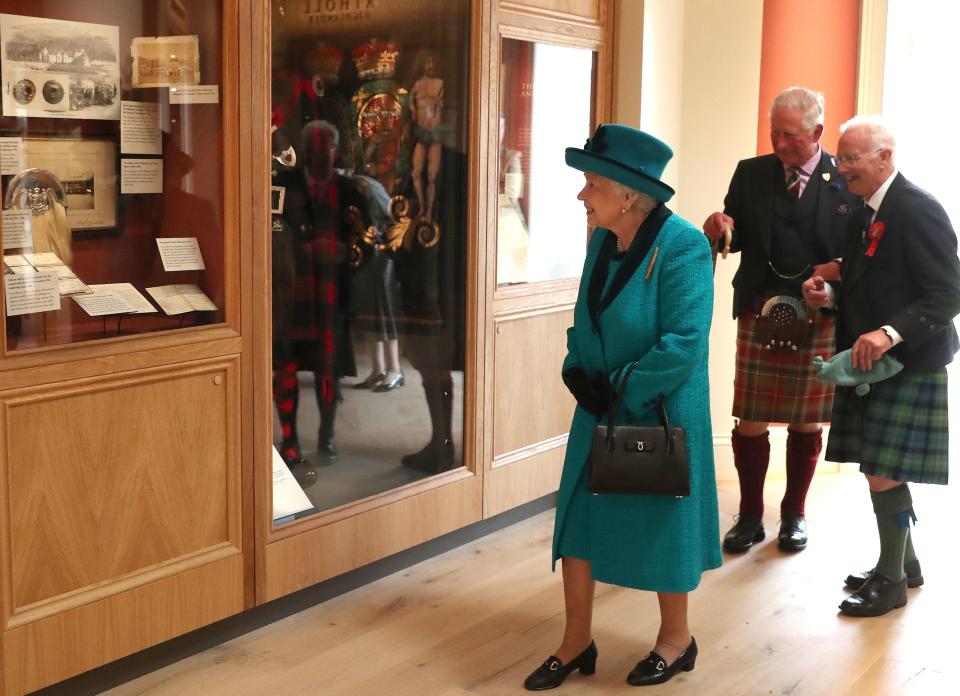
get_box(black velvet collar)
[586,203,672,332]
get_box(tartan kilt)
[732,308,836,423]
[826,369,950,484]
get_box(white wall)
[616,0,774,480]
[615,0,685,209]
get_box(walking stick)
[711,221,732,274]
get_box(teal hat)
[565,124,675,202]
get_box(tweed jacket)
[552,208,721,592]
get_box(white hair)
[610,180,658,214]
[770,86,825,132]
[839,115,897,157]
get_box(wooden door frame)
[481,0,615,518]
[250,0,491,604]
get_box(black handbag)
[587,362,691,498]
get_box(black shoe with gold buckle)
[627,637,697,687]
[523,641,597,691]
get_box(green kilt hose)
[733,307,836,423]
[826,370,949,484]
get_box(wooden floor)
[103,472,958,696]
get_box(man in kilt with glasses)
[704,87,858,553]
[803,116,960,616]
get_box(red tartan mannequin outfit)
[272,121,357,464]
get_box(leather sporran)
[755,295,813,353]
[587,363,690,498]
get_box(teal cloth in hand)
[812,349,904,396]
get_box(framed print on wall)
[23,138,118,232]
[0,13,120,121]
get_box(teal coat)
[553,211,722,592]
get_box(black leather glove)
[563,367,614,418]
[589,373,615,414]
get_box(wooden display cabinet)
[0,1,615,692]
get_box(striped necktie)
[785,167,802,199]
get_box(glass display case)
[0,2,225,350]
[497,37,596,286]
[269,0,470,522]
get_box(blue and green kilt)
[825,369,949,484]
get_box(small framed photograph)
[22,138,118,232]
[271,186,285,215]
[131,35,200,88]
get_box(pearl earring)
[620,207,627,214]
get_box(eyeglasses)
[836,149,883,165]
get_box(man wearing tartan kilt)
[705,87,859,553]
[803,116,960,616]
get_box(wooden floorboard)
[103,472,959,695]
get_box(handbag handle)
[604,362,672,453]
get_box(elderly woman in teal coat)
[523,125,721,691]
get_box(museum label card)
[10,265,36,276]
[121,159,163,194]
[23,252,63,267]
[169,85,219,104]
[59,277,92,296]
[72,289,137,317]
[272,447,313,520]
[156,237,205,271]
[2,209,31,248]
[120,101,162,155]
[0,137,24,175]
[88,283,157,313]
[4,271,59,316]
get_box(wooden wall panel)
[4,554,242,696]
[485,441,565,517]
[500,0,600,23]
[0,358,241,622]
[492,309,575,457]
[262,475,480,602]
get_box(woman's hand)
[562,368,614,418]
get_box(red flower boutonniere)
[865,221,886,257]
